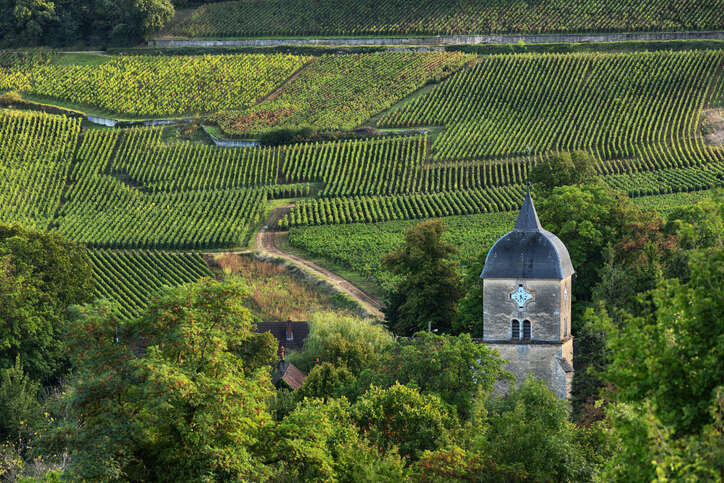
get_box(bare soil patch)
[702,109,724,146]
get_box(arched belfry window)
[511,320,520,340]
[523,320,532,340]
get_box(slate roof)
[481,190,574,280]
[255,321,310,353]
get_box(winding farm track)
[254,204,386,319]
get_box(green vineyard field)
[380,50,724,168]
[88,250,213,319]
[1,54,309,116]
[287,187,723,288]
[165,0,724,38]
[0,109,80,230]
[216,52,472,135]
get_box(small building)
[255,320,310,355]
[480,189,574,399]
[256,320,310,390]
[272,346,307,390]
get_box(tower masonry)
[480,190,574,399]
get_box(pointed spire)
[513,187,542,232]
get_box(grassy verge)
[19,93,207,122]
[52,53,111,66]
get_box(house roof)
[272,361,307,390]
[255,321,310,352]
[481,191,574,280]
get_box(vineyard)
[87,250,213,319]
[0,109,80,229]
[216,52,472,135]
[1,54,309,116]
[379,50,724,167]
[164,0,724,38]
[1,47,724,306]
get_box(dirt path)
[254,204,385,319]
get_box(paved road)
[254,204,386,319]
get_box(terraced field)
[165,0,724,38]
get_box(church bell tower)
[480,189,574,399]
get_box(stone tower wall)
[485,338,573,399]
[483,277,570,342]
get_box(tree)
[536,183,647,305]
[475,377,593,482]
[530,150,597,192]
[259,397,407,482]
[46,279,278,481]
[0,357,42,443]
[383,220,461,335]
[375,332,509,420]
[297,362,355,402]
[602,246,724,436]
[0,0,58,46]
[0,224,94,385]
[288,311,394,374]
[353,383,455,461]
[452,256,486,335]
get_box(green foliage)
[0,357,42,443]
[375,332,508,420]
[261,397,407,481]
[602,246,724,435]
[383,220,461,335]
[166,0,724,38]
[536,183,642,302]
[297,362,355,402]
[451,255,485,336]
[531,150,597,192]
[477,377,592,482]
[0,224,93,384]
[50,279,277,481]
[353,383,455,461]
[0,0,175,47]
[288,311,394,373]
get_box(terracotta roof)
[255,321,310,353]
[272,361,307,390]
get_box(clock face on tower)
[511,285,532,308]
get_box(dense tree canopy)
[384,219,461,335]
[0,0,174,46]
[530,150,597,192]
[0,224,94,384]
[46,279,277,481]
